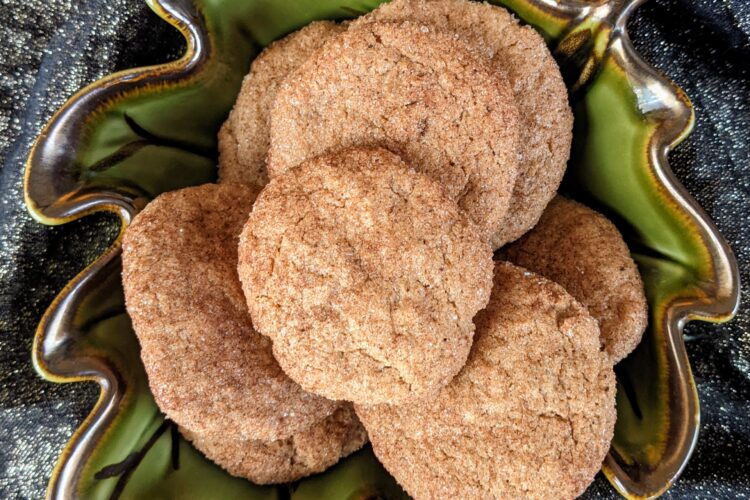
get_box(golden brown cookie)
[267,20,519,245]
[238,147,493,405]
[502,196,648,362]
[122,183,340,441]
[357,261,616,499]
[218,21,345,187]
[358,0,573,247]
[182,404,368,485]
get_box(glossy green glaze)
[26,0,739,499]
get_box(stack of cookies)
[122,1,648,498]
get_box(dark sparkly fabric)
[0,0,747,497]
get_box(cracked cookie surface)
[267,20,519,245]
[357,0,572,248]
[218,21,345,188]
[181,404,368,484]
[502,195,648,363]
[356,261,616,499]
[238,147,493,405]
[122,183,340,442]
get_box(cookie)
[358,0,573,247]
[182,404,368,485]
[267,20,519,245]
[238,147,493,405]
[502,195,648,362]
[122,183,340,441]
[357,261,616,499]
[218,21,345,187]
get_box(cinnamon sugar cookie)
[502,195,648,362]
[122,183,340,441]
[267,20,519,245]
[182,405,368,484]
[357,261,616,499]
[218,21,345,187]
[238,147,493,405]
[358,0,572,247]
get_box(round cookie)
[238,147,494,405]
[267,20,519,245]
[357,261,616,499]
[122,183,340,441]
[182,404,368,485]
[502,195,648,363]
[358,0,573,247]
[218,21,345,187]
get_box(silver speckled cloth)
[0,0,747,497]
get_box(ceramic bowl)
[25,0,740,498]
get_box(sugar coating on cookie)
[359,0,573,248]
[122,183,340,441]
[218,21,345,187]
[267,20,519,244]
[181,404,368,485]
[238,147,494,405]
[502,195,648,362]
[357,261,616,499]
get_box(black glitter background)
[0,0,747,497]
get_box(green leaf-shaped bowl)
[25,0,740,498]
